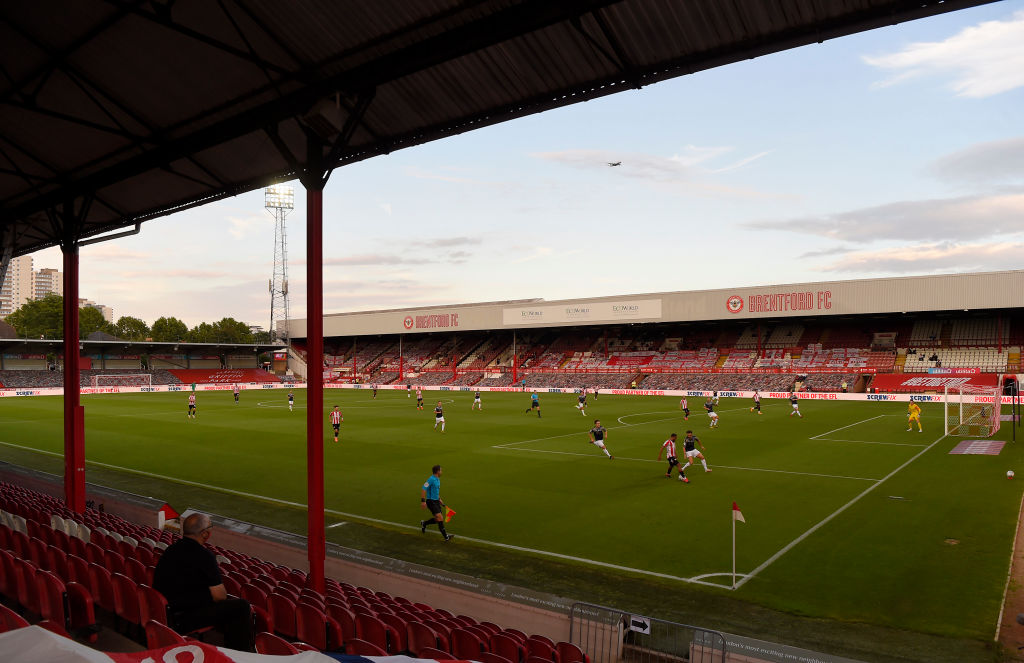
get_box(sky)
[29,2,1024,329]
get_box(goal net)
[90,374,152,388]
[944,384,1001,437]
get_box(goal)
[90,374,152,388]
[944,384,1001,437]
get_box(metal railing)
[569,602,726,663]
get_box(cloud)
[928,136,1024,186]
[797,246,856,259]
[119,269,233,279]
[532,149,783,199]
[379,202,392,216]
[227,214,265,239]
[322,254,432,266]
[80,245,149,261]
[748,193,1024,242]
[819,241,1024,273]
[424,237,481,248]
[863,10,1024,97]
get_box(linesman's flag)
[732,502,745,523]
[444,505,457,523]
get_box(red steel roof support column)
[62,242,86,513]
[304,183,326,594]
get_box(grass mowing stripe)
[995,491,1024,642]
[734,431,949,590]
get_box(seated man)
[153,513,254,651]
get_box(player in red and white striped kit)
[187,392,197,419]
[329,406,343,442]
[657,433,687,482]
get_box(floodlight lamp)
[265,184,294,210]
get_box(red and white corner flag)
[732,502,745,523]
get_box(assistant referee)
[420,464,454,542]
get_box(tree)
[151,316,188,342]
[187,322,216,343]
[4,295,64,338]
[115,316,150,341]
[210,317,254,343]
[79,306,114,338]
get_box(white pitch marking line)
[327,521,347,529]
[809,415,885,439]
[810,438,928,447]
[0,438,722,586]
[733,432,950,590]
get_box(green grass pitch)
[1,387,1021,654]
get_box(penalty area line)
[809,415,885,439]
[733,431,950,591]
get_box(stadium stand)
[168,369,280,384]
[0,480,594,657]
[0,369,183,388]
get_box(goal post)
[944,383,1002,437]
[90,374,152,388]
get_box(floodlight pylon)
[266,184,294,343]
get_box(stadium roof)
[0,0,994,258]
[290,270,1024,338]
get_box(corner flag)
[444,506,456,523]
[732,502,745,590]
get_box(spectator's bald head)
[183,512,211,536]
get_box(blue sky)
[33,2,1024,328]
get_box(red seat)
[35,569,98,640]
[0,549,16,599]
[355,612,393,653]
[556,641,590,663]
[0,602,29,633]
[27,537,49,569]
[526,635,558,662]
[527,657,557,663]
[37,619,73,639]
[408,621,443,655]
[241,584,268,610]
[481,653,515,663]
[295,602,344,652]
[255,631,299,655]
[379,612,410,652]
[46,545,69,582]
[112,572,143,631]
[83,542,106,566]
[104,550,127,577]
[146,620,187,648]
[327,601,357,642]
[13,558,40,615]
[491,632,526,663]
[137,584,169,625]
[422,619,453,649]
[346,637,388,656]
[269,593,297,639]
[66,555,90,589]
[222,574,242,598]
[87,563,117,613]
[479,621,502,635]
[124,558,149,586]
[452,627,487,659]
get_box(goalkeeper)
[907,402,923,433]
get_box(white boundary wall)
[0,380,1002,404]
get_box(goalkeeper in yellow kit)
[907,402,923,432]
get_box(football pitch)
[1,388,1021,658]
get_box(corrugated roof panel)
[0,0,994,256]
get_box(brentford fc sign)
[726,295,744,313]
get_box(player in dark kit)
[433,401,446,432]
[588,420,613,459]
[372,384,378,399]
[575,390,587,416]
[472,390,482,411]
